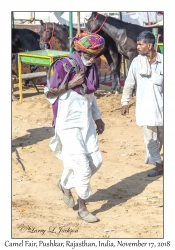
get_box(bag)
[47,57,87,95]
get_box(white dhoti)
[60,149,102,200]
[48,89,102,200]
[142,125,163,165]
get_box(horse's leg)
[24,65,39,86]
[12,72,18,101]
[110,62,117,93]
[102,50,115,94]
[108,48,122,94]
[30,65,38,73]
[125,52,137,97]
[126,58,131,70]
[107,50,118,93]
[116,52,122,93]
[123,57,136,96]
[127,52,138,96]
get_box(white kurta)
[44,88,101,157]
[44,88,102,199]
[121,53,163,126]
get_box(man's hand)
[95,119,105,134]
[46,70,85,98]
[46,88,58,98]
[68,70,85,88]
[121,105,129,116]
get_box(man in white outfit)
[121,31,163,177]
[44,32,105,222]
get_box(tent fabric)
[147,20,163,26]
[122,12,163,26]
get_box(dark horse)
[12,28,42,81]
[39,20,122,94]
[12,28,41,53]
[12,28,47,94]
[87,12,163,68]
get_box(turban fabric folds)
[71,32,105,56]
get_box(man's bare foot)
[78,197,89,217]
[77,196,99,222]
[61,186,71,196]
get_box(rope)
[93,15,108,34]
[89,14,108,34]
[40,23,55,49]
[88,14,99,32]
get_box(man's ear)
[148,43,153,50]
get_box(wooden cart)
[18,50,69,103]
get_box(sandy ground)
[12,83,163,239]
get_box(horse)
[12,28,41,53]
[12,28,42,75]
[87,12,163,69]
[39,20,122,94]
[12,28,42,90]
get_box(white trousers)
[142,126,163,165]
[60,150,102,200]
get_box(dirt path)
[12,84,163,238]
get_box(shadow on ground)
[12,127,54,153]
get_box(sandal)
[77,211,99,223]
[58,180,75,208]
[148,169,163,177]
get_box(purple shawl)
[49,51,99,127]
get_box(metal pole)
[155,11,158,24]
[30,12,33,21]
[77,12,81,34]
[69,12,73,54]
[152,28,158,50]
[12,12,14,28]
[147,12,150,25]
[119,12,127,79]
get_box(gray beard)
[81,54,93,66]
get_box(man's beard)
[137,50,149,56]
[81,53,94,66]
